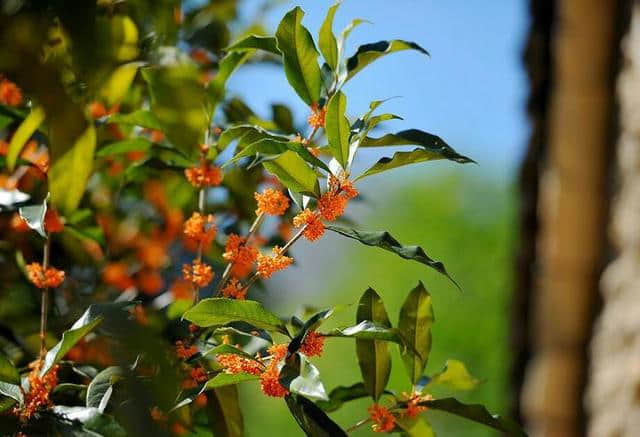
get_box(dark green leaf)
[285,394,348,437]
[317,382,372,412]
[0,354,19,385]
[86,366,122,412]
[225,35,280,55]
[208,386,244,437]
[52,406,126,437]
[65,225,106,246]
[288,309,333,354]
[326,225,459,288]
[427,359,480,391]
[420,398,527,436]
[319,3,340,71]
[271,104,296,134]
[398,282,434,384]
[355,288,391,401]
[204,373,259,390]
[109,110,163,131]
[325,91,350,168]
[262,150,321,197]
[275,7,323,105]
[344,40,429,83]
[217,125,289,156]
[96,138,153,158]
[183,298,287,334]
[18,200,47,238]
[229,138,329,172]
[280,353,329,401]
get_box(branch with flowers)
[0,1,525,436]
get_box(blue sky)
[228,0,530,180]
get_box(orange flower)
[293,209,324,241]
[184,212,217,247]
[175,340,199,360]
[223,234,257,278]
[185,163,223,187]
[10,213,30,232]
[260,366,288,398]
[150,406,168,422]
[149,130,165,142]
[89,101,107,119]
[44,209,64,233]
[300,332,325,357]
[190,48,211,65]
[318,191,348,221]
[182,260,214,287]
[102,262,135,291]
[217,354,262,376]
[26,263,65,289]
[15,361,59,421]
[136,268,164,295]
[0,78,23,106]
[256,246,292,279]
[132,305,149,326]
[368,404,396,433]
[221,277,247,300]
[137,239,169,269]
[402,392,431,418]
[171,422,187,436]
[194,393,208,408]
[254,188,290,216]
[182,366,208,389]
[307,103,326,128]
[170,279,194,301]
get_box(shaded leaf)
[276,7,323,105]
[398,282,433,384]
[326,225,459,288]
[18,200,47,238]
[317,382,379,412]
[285,394,348,437]
[271,104,295,134]
[355,288,391,401]
[420,398,527,436]
[344,40,429,83]
[208,386,244,437]
[428,359,480,391]
[325,91,350,168]
[319,3,340,71]
[96,138,152,158]
[7,105,45,171]
[225,35,280,55]
[183,298,287,334]
[262,150,320,197]
[86,366,122,413]
[0,354,19,385]
[288,308,333,354]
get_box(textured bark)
[520,1,621,435]
[587,4,640,436]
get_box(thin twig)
[346,417,371,433]
[39,233,51,358]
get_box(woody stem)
[39,232,51,358]
[346,418,371,433]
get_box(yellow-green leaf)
[428,359,480,391]
[262,150,320,197]
[7,105,45,170]
[344,40,429,83]
[325,91,350,168]
[100,62,143,106]
[319,3,340,71]
[398,281,434,384]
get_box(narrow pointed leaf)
[285,394,348,437]
[324,320,402,344]
[229,138,330,172]
[395,416,436,437]
[276,7,323,105]
[326,225,459,288]
[262,150,321,197]
[344,40,429,82]
[280,353,329,401]
[225,35,280,55]
[420,398,527,436]
[183,298,287,334]
[398,281,434,384]
[316,382,393,412]
[7,105,45,171]
[428,359,480,391]
[356,288,391,401]
[99,62,142,106]
[204,373,259,390]
[288,309,333,354]
[207,386,244,437]
[18,200,47,238]
[325,91,350,168]
[319,3,340,71]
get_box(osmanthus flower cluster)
[0,2,526,436]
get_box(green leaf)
[18,200,47,238]
[183,298,287,334]
[204,373,259,390]
[52,406,126,437]
[7,105,45,171]
[208,51,253,114]
[262,150,321,197]
[428,359,480,391]
[207,386,245,437]
[275,7,323,105]
[325,91,350,168]
[285,394,348,437]
[344,40,429,83]
[339,19,370,54]
[225,35,280,55]
[229,138,329,172]
[280,353,329,401]
[319,3,340,72]
[420,398,527,436]
[0,382,22,405]
[326,225,459,288]
[96,138,153,158]
[86,366,122,413]
[324,320,403,344]
[355,288,391,401]
[49,125,97,214]
[288,309,333,354]
[217,125,289,156]
[0,354,19,385]
[395,416,436,437]
[142,66,208,155]
[99,62,142,106]
[398,282,434,384]
[109,110,163,131]
[41,302,133,376]
[316,382,370,412]
[206,344,260,364]
[271,104,295,134]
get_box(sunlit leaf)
[326,225,459,288]
[204,373,259,390]
[319,3,340,72]
[325,91,350,168]
[52,405,126,436]
[225,35,280,55]
[228,138,329,172]
[285,394,348,437]
[100,62,143,106]
[280,353,329,401]
[398,282,433,384]
[262,150,321,197]
[18,200,47,238]
[324,320,403,344]
[183,298,287,334]
[427,359,480,391]
[395,416,436,437]
[355,288,391,401]
[7,105,45,170]
[344,40,429,83]
[275,7,323,105]
[109,110,163,131]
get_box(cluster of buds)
[0,77,22,106]
[14,361,59,422]
[26,263,65,289]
